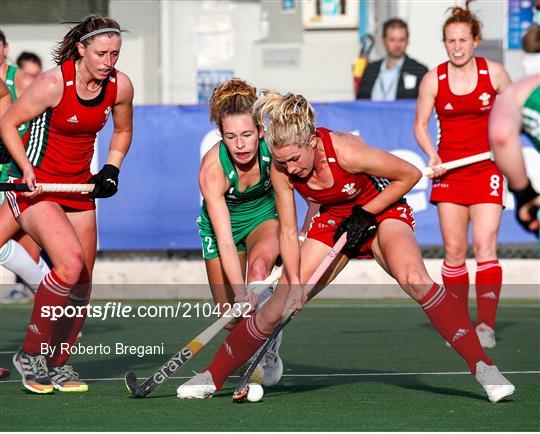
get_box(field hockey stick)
[124,263,283,398]
[0,182,95,193]
[232,232,347,403]
[422,151,492,176]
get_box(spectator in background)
[16,51,42,77]
[356,18,428,100]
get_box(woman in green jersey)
[198,78,279,312]
[197,78,283,386]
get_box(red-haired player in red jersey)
[415,0,511,349]
[178,90,515,404]
[0,16,133,394]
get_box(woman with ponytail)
[415,0,511,349]
[195,78,282,388]
[178,90,514,403]
[0,15,134,394]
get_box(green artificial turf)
[1,300,538,431]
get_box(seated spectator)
[356,18,428,100]
[16,51,42,77]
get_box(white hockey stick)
[423,151,492,176]
[0,183,94,193]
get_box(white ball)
[246,383,264,402]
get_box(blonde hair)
[253,91,316,149]
[209,78,257,132]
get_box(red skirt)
[430,160,504,206]
[6,177,94,218]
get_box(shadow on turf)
[239,362,488,402]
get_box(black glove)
[334,205,378,250]
[89,164,119,199]
[509,180,539,234]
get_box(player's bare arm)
[333,132,421,215]
[107,71,134,168]
[486,59,512,94]
[489,84,527,190]
[271,161,301,287]
[199,146,246,294]
[414,69,444,177]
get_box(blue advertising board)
[97,101,537,250]
[508,0,534,49]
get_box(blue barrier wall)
[97,100,537,250]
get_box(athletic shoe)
[476,323,496,348]
[12,348,54,394]
[176,371,216,399]
[475,361,515,403]
[1,284,31,304]
[49,365,88,392]
[262,331,284,387]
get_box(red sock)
[441,262,469,313]
[23,270,71,355]
[420,284,492,374]
[207,314,269,389]
[475,260,502,329]
[47,294,89,367]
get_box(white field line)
[1,370,539,384]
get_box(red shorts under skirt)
[306,202,415,259]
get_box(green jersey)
[5,65,29,137]
[522,85,540,152]
[197,139,277,260]
[0,65,30,183]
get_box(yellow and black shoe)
[49,364,88,392]
[12,348,54,394]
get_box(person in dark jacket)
[356,18,428,100]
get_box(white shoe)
[262,331,283,387]
[1,284,31,304]
[176,371,216,399]
[475,361,515,403]
[476,323,496,348]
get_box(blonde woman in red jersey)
[0,16,133,394]
[415,1,511,349]
[178,91,514,404]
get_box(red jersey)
[10,59,117,183]
[292,128,386,218]
[434,57,495,162]
[294,128,414,256]
[430,57,503,206]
